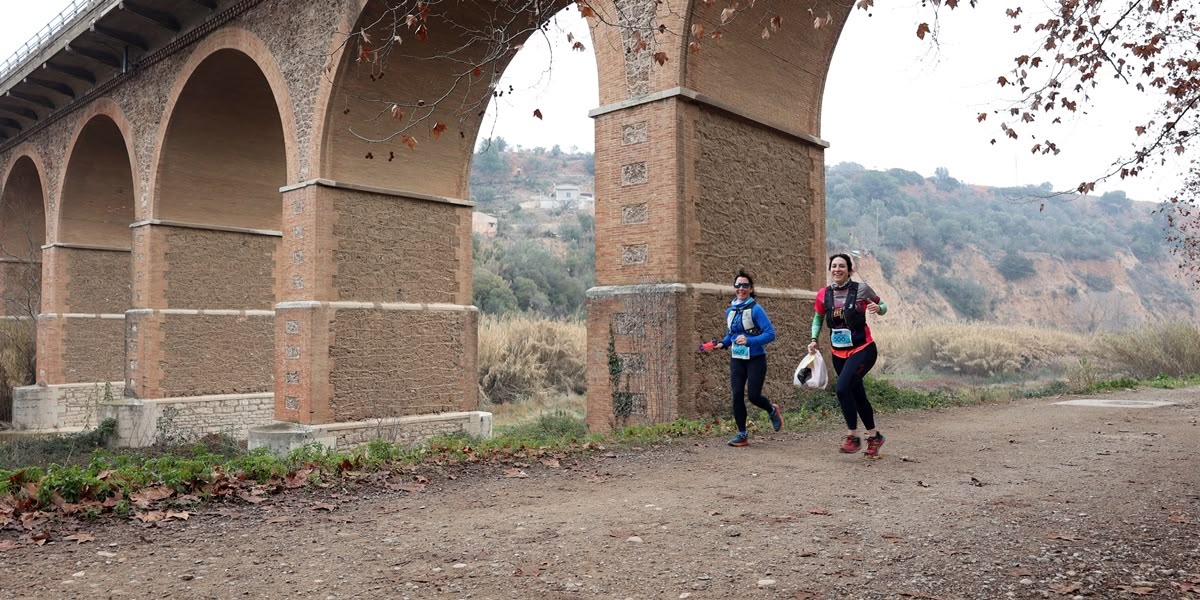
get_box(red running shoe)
[839,434,862,453]
[865,432,886,458]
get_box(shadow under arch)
[0,150,48,318]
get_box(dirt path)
[1,387,1198,599]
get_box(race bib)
[731,344,750,360]
[830,328,853,348]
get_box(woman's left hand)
[865,301,880,314]
[734,334,748,345]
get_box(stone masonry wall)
[165,228,277,310]
[159,313,274,396]
[329,308,475,422]
[63,317,126,384]
[65,249,131,314]
[693,108,819,288]
[13,382,125,430]
[331,190,464,304]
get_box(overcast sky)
[1,1,1179,203]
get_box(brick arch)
[57,100,138,247]
[0,146,49,221]
[309,0,576,196]
[147,27,297,229]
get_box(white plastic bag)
[793,351,829,389]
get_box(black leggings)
[831,342,878,431]
[730,354,772,431]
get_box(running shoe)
[839,434,862,453]
[865,432,885,457]
[727,432,750,447]
[769,404,783,432]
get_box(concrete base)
[248,411,494,456]
[0,426,88,443]
[99,392,275,448]
[11,382,124,430]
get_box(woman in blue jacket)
[701,270,781,446]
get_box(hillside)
[468,145,1200,332]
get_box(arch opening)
[0,156,46,318]
[157,48,286,230]
[61,116,136,247]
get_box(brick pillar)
[585,97,827,432]
[126,221,278,399]
[36,244,129,385]
[274,179,477,425]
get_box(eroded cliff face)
[848,247,1200,333]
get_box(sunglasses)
[733,283,752,289]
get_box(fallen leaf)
[135,511,166,523]
[532,109,543,120]
[165,511,190,521]
[130,485,175,508]
[238,493,267,505]
[540,458,560,468]
[1049,583,1081,594]
[1168,514,1191,523]
[808,508,831,515]
[1007,567,1034,577]
[917,480,930,487]
[64,533,95,544]
[1047,533,1079,541]
[312,502,337,512]
[0,540,19,551]
[503,468,528,479]
[267,516,292,524]
[431,122,448,139]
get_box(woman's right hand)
[807,340,818,354]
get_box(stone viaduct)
[0,0,845,449]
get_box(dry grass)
[484,392,587,429]
[1095,323,1200,379]
[874,322,1093,378]
[0,321,35,423]
[477,314,586,406]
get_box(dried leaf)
[572,41,586,51]
[0,540,18,551]
[721,7,735,23]
[691,23,705,38]
[808,508,831,515]
[130,486,174,508]
[653,52,669,66]
[401,135,418,150]
[312,502,337,512]
[135,511,166,523]
[431,122,448,139]
[540,458,560,468]
[504,468,529,479]
[165,511,190,521]
[64,533,95,544]
[916,22,931,40]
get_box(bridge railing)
[0,0,110,86]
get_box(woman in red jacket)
[808,254,889,457]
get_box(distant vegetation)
[467,147,1191,327]
[470,138,596,319]
[825,162,1169,265]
